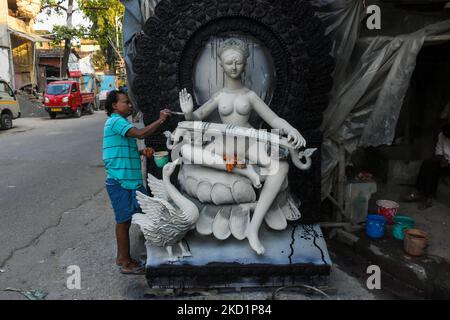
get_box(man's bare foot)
[116,258,143,268]
[116,259,145,275]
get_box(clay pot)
[403,229,428,257]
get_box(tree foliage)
[92,50,107,70]
[40,0,85,44]
[49,25,89,46]
[40,0,68,15]
[39,0,82,76]
[79,0,124,69]
[39,0,124,69]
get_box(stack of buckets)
[365,200,427,256]
[365,200,400,239]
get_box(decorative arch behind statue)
[132,0,334,223]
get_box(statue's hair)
[218,38,250,60]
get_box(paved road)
[0,112,107,266]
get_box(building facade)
[0,0,47,89]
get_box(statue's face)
[220,49,246,79]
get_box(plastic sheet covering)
[312,0,366,199]
[312,0,364,84]
[313,0,450,200]
[79,55,96,75]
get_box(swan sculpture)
[132,159,200,261]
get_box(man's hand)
[159,108,172,124]
[140,147,155,158]
[127,108,172,139]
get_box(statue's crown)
[218,38,250,60]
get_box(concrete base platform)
[145,224,332,289]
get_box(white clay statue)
[131,159,199,261]
[172,38,312,255]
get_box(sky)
[33,0,91,33]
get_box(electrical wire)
[271,284,331,300]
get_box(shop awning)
[7,27,51,43]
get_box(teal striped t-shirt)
[102,113,143,189]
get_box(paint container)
[376,200,399,225]
[403,229,428,257]
[392,215,415,240]
[366,214,387,239]
[154,151,169,168]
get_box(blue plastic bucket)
[366,214,387,239]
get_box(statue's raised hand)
[179,88,194,115]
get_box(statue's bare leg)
[245,142,289,254]
[178,241,192,257]
[180,144,261,187]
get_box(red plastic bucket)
[376,200,399,225]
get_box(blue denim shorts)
[105,179,148,224]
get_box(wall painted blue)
[100,75,115,92]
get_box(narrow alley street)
[0,112,151,299]
[0,113,106,267]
